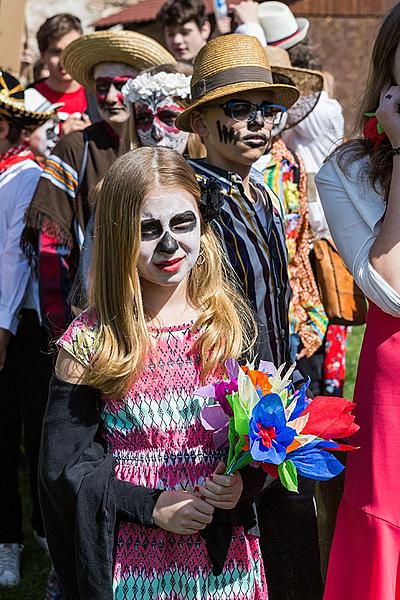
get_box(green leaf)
[278,460,298,493]
[227,417,237,468]
[229,391,251,437]
[225,451,252,475]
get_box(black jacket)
[39,375,272,600]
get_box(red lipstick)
[155,257,184,272]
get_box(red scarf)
[0,144,35,174]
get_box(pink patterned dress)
[59,310,267,600]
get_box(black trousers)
[0,310,53,543]
[258,477,323,600]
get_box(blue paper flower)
[288,440,345,480]
[249,393,296,465]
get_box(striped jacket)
[189,159,292,368]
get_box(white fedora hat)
[258,2,310,50]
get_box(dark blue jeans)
[257,477,323,600]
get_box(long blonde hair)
[336,3,400,198]
[86,147,256,398]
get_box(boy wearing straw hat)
[177,33,323,600]
[23,30,175,336]
[0,71,56,586]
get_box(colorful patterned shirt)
[254,139,328,357]
[23,120,130,334]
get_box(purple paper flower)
[214,380,237,417]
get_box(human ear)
[201,20,211,42]
[0,120,10,140]
[190,110,209,139]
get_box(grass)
[1,326,366,599]
[343,325,365,400]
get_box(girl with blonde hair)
[39,146,268,600]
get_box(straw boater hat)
[258,1,309,50]
[0,71,55,130]
[266,45,323,127]
[176,34,300,133]
[61,30,176,92]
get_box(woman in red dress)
[316,5,400,598]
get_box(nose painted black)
[156,232,179,254]
[248,110,264,129]
[151,123,163,142]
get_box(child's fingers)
[197,484,238,501]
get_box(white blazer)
[316,154,400,317]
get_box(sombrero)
[266,45,323,127]
[176,34,299,133]
[62,30,176,92]
[0,71,55,130]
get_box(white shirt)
[316,155,400,317]
[283,91,344,173]
[0,159,41,334]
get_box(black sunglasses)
[218,100,287,123]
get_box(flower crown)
[122,72,192,104]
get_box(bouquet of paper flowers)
[197,359,359,492]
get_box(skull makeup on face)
[137,188,201,287]
[123,71,191,154]
[134,96,189,153]
[95,76,130,109]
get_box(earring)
[196,248,206,266]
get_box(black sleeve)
[39,375,162,600]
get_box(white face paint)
[137,187,201,287]
[134,93,189,154]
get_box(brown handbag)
[313,238,368,326]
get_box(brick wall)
[306,16,381,135]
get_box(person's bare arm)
[369,86,400,294]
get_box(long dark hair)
[336,2,400,199]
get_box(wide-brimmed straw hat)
[266,45,323,127]
[0,71,55,130]
[176,34,299,133]
[62,30,176,92]
[258,2,309,50]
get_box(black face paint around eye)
[156,232,179,255]
[216,120,241,145]
[170,210,197,233]
[141,219,163,240]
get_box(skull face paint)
[93,63,137,127]
[134,94,189,154]
[95,77,130,109]
[137,188,201,287]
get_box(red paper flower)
[363,115,387,148]
[299,396,360,440]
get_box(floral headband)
[122,71,191,104]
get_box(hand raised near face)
[376,86,400,148]
[230,1,260,26]
[152,489,214,535]
[61,113,91,136]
